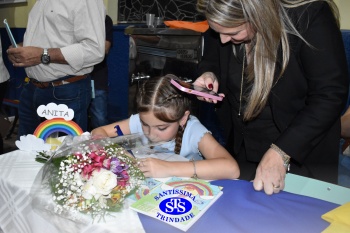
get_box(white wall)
[335,0,350,29]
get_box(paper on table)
[322,202,350,233]
[132,145,189,162]
[130,177,223,232]
[131,147,189,183]
[284,173,350,205]
[135,151,189,162]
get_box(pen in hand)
[115,125,124,136]
[114,125,135,157]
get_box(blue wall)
[107,25,130,122]
[1,25,131,121]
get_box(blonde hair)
[197,0,339,120]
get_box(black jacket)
[197,2,349,167]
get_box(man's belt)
[29,75,88,88]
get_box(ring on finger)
[273,185,280,189]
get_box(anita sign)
[37,103,74,121]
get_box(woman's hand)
[253,148,287,195]
[193,72,224,103]
[137,157,172,178]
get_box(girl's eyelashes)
[141,121,167,131]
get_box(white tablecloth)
[2,149,349,233]
[0,150,146,233]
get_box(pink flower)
[80,151,107,178]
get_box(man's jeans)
[18,77,92,137]
[89,89,108,130]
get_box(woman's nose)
[220,34,231,44]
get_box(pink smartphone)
[170,79,223,101]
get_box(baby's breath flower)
[50,140,145,221]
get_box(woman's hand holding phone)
[192,72,224,103]
[171,76,224,102]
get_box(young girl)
[91,74,239,180]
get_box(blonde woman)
[195,0,348,194]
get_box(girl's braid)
[174,122,187,154]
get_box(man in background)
[7,0,106,136]
[89,15,113,130]
[0,34,10,154]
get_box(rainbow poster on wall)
[33,118,83,141]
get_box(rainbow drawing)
[165,180,215,196]
[33,118,83,141]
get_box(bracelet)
[270,143,291,171]
[270,144,289,158]
[190,158,198,179]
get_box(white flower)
[92,169,118,195]
[81,169,118,200]
[81,179,97,200]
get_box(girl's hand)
[90,134,106,140]
[137,157,171,178]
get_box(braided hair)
[136,74,191,154]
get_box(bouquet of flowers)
[31,134,148,228]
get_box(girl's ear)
[180,110,190,126]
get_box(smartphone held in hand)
[170,79,223,101]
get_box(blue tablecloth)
[139,179,338,233]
